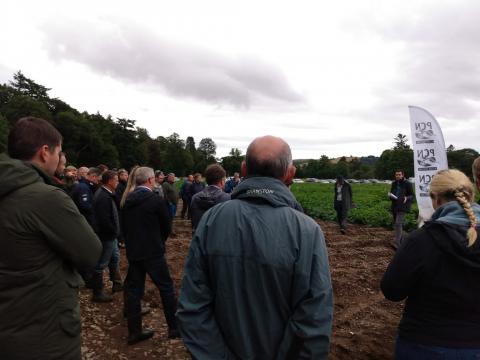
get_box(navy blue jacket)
[71,178,97,225]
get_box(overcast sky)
[1,0,479,159]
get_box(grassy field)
[291,183,419,231]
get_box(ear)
[282,165,296,186]
[38,145,50,163]
[241,161,247,177]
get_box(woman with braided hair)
[381,169,480,359]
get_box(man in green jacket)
[0,117,102,360]
[177,135,333,359]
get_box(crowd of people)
[0,116,479,359]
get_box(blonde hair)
[430,169,477,246]
[120,165,139,209]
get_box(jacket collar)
[231,176,303,211]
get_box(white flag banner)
[409,106,448,223]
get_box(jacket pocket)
[59,302,81,337]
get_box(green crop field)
[291,183,419,231]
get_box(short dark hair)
[88,167,102,176]
[205,164,226,185]
[97,164,109,173]
[246,142,291,179]
[101,170,118,185]
[395,169,405,176]
[8,117,63,160]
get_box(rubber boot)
[91,271,113,303]
[109,266,123,293]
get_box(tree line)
[0,72,477,178]
[296,134,479,180]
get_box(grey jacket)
[177,176,333,359]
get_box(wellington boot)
[112,280,124,293]
[92,293,113,303]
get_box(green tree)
[447,148,479,178]
[0,114,8,153]
[221,148,244,175]
[9,71,50,102]
[375,148,413,179]
[393,133,410,150]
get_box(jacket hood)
[427,201,480,268]
[195,186,226,210]
[0,153,43,199]
[231,176,303,211]
[123,187,156,209]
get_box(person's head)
[78,166,89,179]
[167,173,175,183]
[155,170,165,185]
[429,169,477,246]
[86,167,102,185]
[97,164,109,174]
[65,165,77,180]
[55,152,67,177]
[336,175,344,185]
[135,167,155,189]
[8,117,63,177]
[193,173,202,183]
[118,168,129,183]
[472,157,480,191]
[233,172,240,180]
[101,170,119,191]
[242,135,295,185]
[188,174,194,182]
[205,164,227,188]
[394,170,405,181]
[120,166,139,208]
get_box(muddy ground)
[80,207,403,359]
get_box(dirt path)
[80,207,402,359]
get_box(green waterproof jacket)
[177,176,333,360]
[0,153,102,360]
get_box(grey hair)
[135,167,155,185]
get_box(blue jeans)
[95,239,119,271]
[168,203,177,219]
[396,337,480,360]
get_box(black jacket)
[188,181,205,203]
[390,179,414,213]
[121,187,171,261]
[381,220,480,347]
[333,181,353,212]
[115,180,127,209]
[190,185,230,231]
[92,186,120,242]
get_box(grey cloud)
[40,20,304,108]
[372,1,480,121]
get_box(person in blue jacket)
[177,135,333,359]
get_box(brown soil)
[80,207,402,359]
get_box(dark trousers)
[334,201,348,230]
[181,197,190,219]
[125,256,177,334]
[395,337,480,359]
